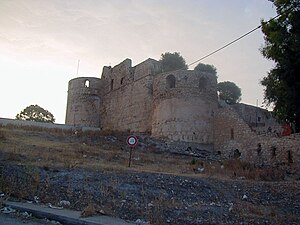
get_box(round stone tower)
[151,70,218,143]
[65,77,103,128]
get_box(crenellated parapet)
[153,70,218,103]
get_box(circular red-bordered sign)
[127,135,138,147]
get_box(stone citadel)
[65,58,299,168]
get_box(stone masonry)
[65,58,299,168]
[213,102,299,170]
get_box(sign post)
[126,135,138,167]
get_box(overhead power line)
[187,25,262,67]
[186,9,290,68]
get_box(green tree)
[16,104,55,123]
[260,0,300,131]
[218,81,241,104]
[160,52,188,72]
[194,63,217,76]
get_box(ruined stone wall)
[213,102,254,158]
[65,77,102,128]
[231,103,282,135]
[100,59,161,133]
[255,134,299,168]
[152,70,218,143]
[0,118,100,132]
[214,103,299,168]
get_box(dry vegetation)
[0,126,195,175]
[0,125,299,225]
[0,126,289,180]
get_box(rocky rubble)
[0,164,299,225]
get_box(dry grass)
[0,126,289,181]
[189,158,286,181]
[230,200,297,224]
[81,203,106,217]
[0,127,194,176]
[0,126,298,225]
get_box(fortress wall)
[152,70,218,143]
[231,103,282,134]
[214,104,299,168]
[153,71,218,101]
[255,135,299,168]
[100,59,161,133]
[152,98,217,143]
[65,77,102,127]
[101,58,133,93]
[0,117,100,132]
[213,103,255,159]
[134,58,161,80]
[101,75,154,132]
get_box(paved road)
[0,212,56,225]
[2,201,136,225]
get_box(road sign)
[127,135,138,147]
[126,135,138,167]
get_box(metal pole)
[256,99,258,127]
[128,147,133,167]
[76,60,80,76]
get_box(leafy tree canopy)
[218,81,242,104]
[194,63,217,76]
[160,52,188,72]
[260,0,300,131]
[16,104,55,123]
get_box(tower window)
[84,80,90,88]
[199,77,207,90]
[110,79,114,91]
[230,128,234,140]
[271,146,276,157]
[166,74,176,88]
[233,149,241,158]
[287,150,293,163]
[257,143,262,155]
[120,77,124,85]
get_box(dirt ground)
[0,127,299,225]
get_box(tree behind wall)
[16,104,55,123]
[260,0,300,131]
[160,52,188,72]
[218,81,242,104]
[194,63,217,76]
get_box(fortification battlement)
[101,58,162,94]
[66,58,218,141]
[153,70,218,102]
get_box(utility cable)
[187,25,262,68]
[186,7,295,68]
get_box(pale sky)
[0,0,276,124]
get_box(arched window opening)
[233,149,241,159]
[120,77,124,85]
[287,150,293,163]
[199,77,207,90]
[166,74,176,88]
[110,79,114,91]
[230,128,234,140]
[257,143,262,156]
[84,80,90,88]
[271,146,276,157]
